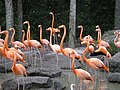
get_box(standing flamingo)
[22,30,29,47]
[78,25,94,44]
[59,25,82,72]
[11,52,27,90]
[71,53,94,90]
[49,25,61,65]
[78,25,94,53]
[49,12,60,44]
[23,21,42,67]
[0,30,25,63]
[38,25,49,59]
[96,25,112,50]
[9,28,27,50]
[81,36,109,73]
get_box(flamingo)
[23,21,42,49]
[49,25,61,65]
[70,84,77,90]
[23,21,42,67]
[59,25,83,73]
[9,28,27,50]
[114,31,120,48]
[22,30,29,47]
[81,36,109,73]
[71,54,94,90]
[49,12,60,44]
[0,30,25,63]
[78,25,94,44]
[38,25,49,51]
[11,52,27,90]
[78,25,94,53]
[96,25,112,50]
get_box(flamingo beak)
[38,25,41,28]
[50,12,53,15]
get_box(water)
[63,70,120,90]
[0,69,120,90]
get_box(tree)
[114,0,120,29]
[68,0,76,48]
[5,0,14,42]
[17,0,23,41]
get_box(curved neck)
[60,26,66,51]
[82,43,89,63]
[3,31,8,56]
[40,26,42,41]
[11,28,15,44]
[51,13,54,33]
[5,31,10,51]
[79,26,83,41]
[12,52,17,69]
[22,31,25,43]
[72,58,76,74]
[50,29,52,45]
[27,23,30,41]
[98,31,102,44]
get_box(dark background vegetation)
[0,0,115,42]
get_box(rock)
[107,73,120,83]
[54,80,66,90]
[27,66,62,78]
[45,52,82,70]
[0,60,28,73]
[1,76,53,90]
[109,52,120,73]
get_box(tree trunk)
[68,0,76,48]
[5,0,14,43]
[17,0,23,41]
[114,0,120,29]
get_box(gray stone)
[0,60,28,73]
[107,73,120,83]
[27,66,62,78]
[109,52,120,73]
[54,80,66,90]
[1,76,53,90]
[45,52,82,70]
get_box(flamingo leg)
[53,35,55,44]
[22,76,25,90]
[17,77,19,90]
[36,48,42,67]
[55,53,59,66]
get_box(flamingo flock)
[0,12,119,90]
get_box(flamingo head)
[50,12,53,15]
[22,30,25,33]
[9,28,14,31]
[96,25,101,32]
[0,30,8,35]
[46,27,52,31]
[78,25,83,29]
[114,31,118,35]
[23,21,29,24]
[38,25,41,28]
[58,25,65,28]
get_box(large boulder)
[107,73,120,83]
[109,52,120,73]
[27,66,62,78]
[1,76,53,90]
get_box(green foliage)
[0,0,115,42]
[108,42,118,56]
